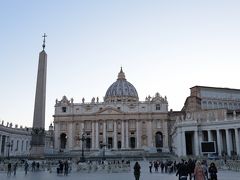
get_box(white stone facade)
[0,122,31,158]
[53,69,170,153]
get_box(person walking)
[24,161,29,175]
[194,161,205,180]
[208,162,218,180]
[7,162,12,176]
[176,161,188,180]
[64,160,69,176]
[13,162,17,176]
[133,161,141,180]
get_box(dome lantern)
[104,68,139,103]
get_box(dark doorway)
[130,137,136,148]
[60,133,67,149]
[108,137,113,149]
[117,141,121,149]
[86,137,91,149]
[155,132,163,148]
[185,132,193,155]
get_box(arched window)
[156,104,160,110]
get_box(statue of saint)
[82,97,85,103]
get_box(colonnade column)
[182,131,186,156]
[208,130,212,141]
[91,121,95,149]
[0,135,2,155]
[216,129,222,156]
[125,120,129,149]
[225,129,231,156]
[234,128,240,155]
[114,121,117,149]
[194,130,199,156]
[95,121,99,149]
[103,121,106,144]
[121,120,125,149]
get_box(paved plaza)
[0,161,240,180]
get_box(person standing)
[134,161,141,180]
[194,161,205,180]
[208,162,218,180]
[149,161,153,173]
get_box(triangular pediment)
[97,107,123,115]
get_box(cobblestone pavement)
[0,161,240,180]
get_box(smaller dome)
[104,68,139,102]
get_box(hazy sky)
[1,0,240,129]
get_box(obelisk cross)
[42,33,47,50]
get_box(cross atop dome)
[117,67,126,80]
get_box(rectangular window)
[62,107,67,112]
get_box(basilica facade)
[53,68,173,153]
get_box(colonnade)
[180,127,240,157]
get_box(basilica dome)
[104,68,139,102]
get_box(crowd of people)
[133,159,218,180]
[2,158,219,180]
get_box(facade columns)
[114,121,117,149]
[194,130,199,156]
[80,122,84,149]
[234,128,240,155]
[136,120,140,148]
[103,121,106,144]
[225,129,231,156]
[125,120,129,148]
[216,129,222,156]
[67,123,73,150]
[147,120,153,147]
[121,120,125,149]
[91,122,95,149]
[95,121,99,149]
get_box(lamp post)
[6,141,13,159]
[79,133,86,162]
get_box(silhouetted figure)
[7,162,12,176]
[24,161,29,175]
[13,162,17,176]
[176,162,188,180]
[149,161,153,173]
[64,161,69,176]
[208,162,218,180]
[133,162,141,180]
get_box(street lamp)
[6,141,13,159]
[79,132,86,162]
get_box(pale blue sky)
[1,0,240,129]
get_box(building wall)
[53,93,171,152]
[0,123,31,157]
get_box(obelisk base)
[30,145,45,159]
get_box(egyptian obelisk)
[30,34,47,158]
